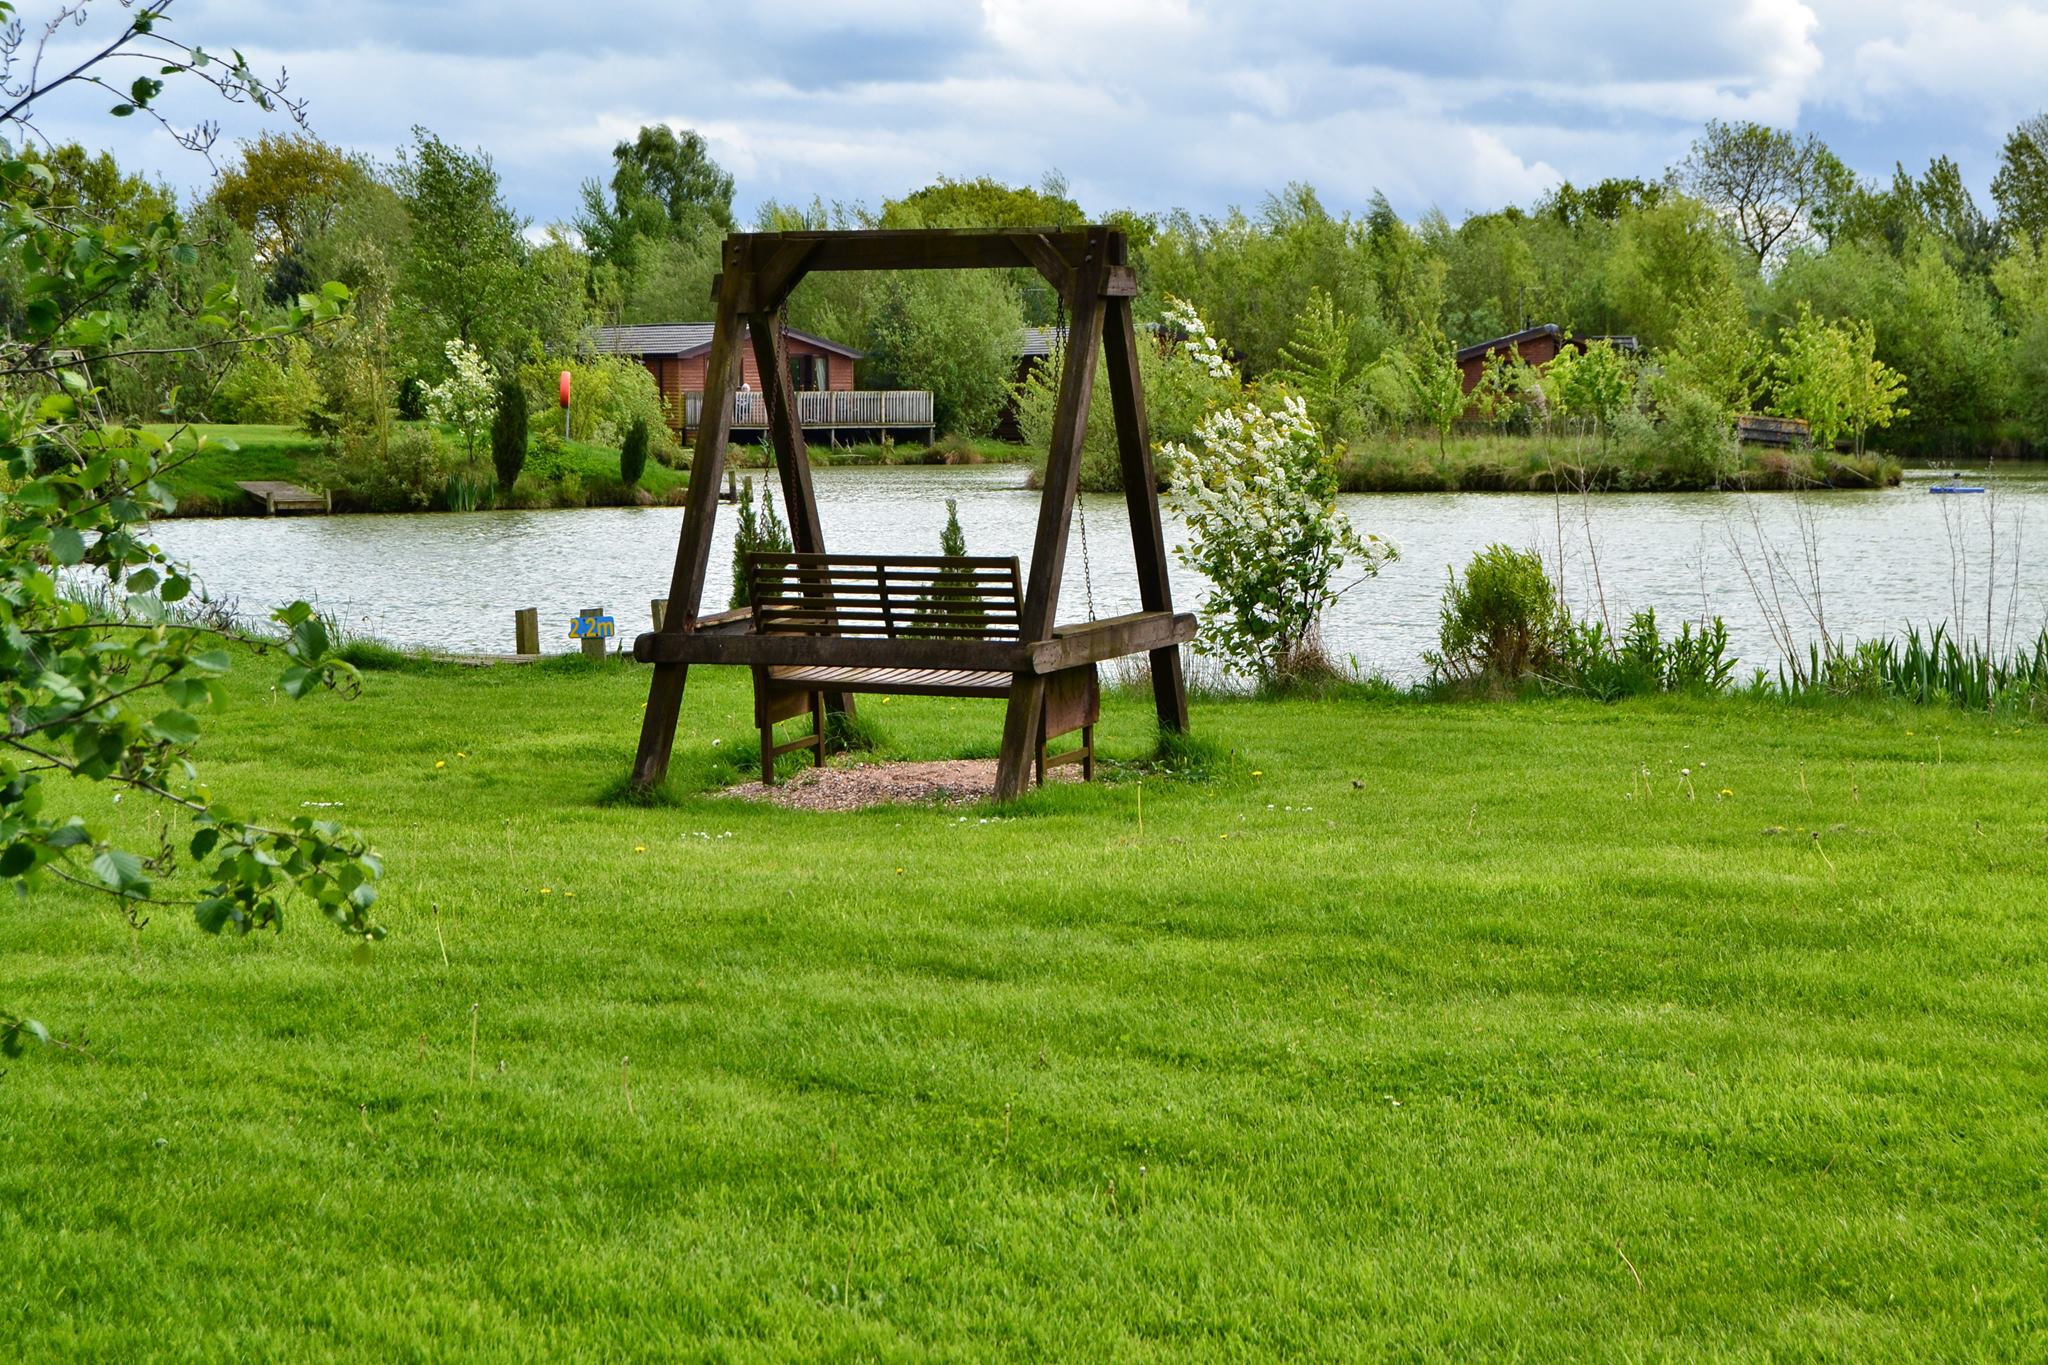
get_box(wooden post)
[995,229,1108,801]
[580,606,608,662]
[750,307,856,725]
[650,599,667,632]
[1103,288,1189,735]
[632,258,745,786]
[513,607,539,656]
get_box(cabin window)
[790,355,826,392]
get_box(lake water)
[145,462,2048,685]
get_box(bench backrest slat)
[746,553,1024,642]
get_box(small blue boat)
[1929,471,1987,493]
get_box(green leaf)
[90,847,146,893]
[146,709,201,746]
[194,897,234,934]
[0,842,36,877]
[47,527,85,566]
[190,828,220,860]
[46,822,93,850]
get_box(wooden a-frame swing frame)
[629,225,1191,802]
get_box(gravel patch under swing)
[723,758,1082,811]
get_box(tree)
[1991,113,2048,246]
[1674,120,1853,265]
[1607,194,1749,346]
[1271,288,1367,449]
[1839,317,1909,456]
[1538,177,1666,229]
[0,0,382,1051]
[423,338,495,461]
[1768,305,1908,453]
[210,132,365,270]
[18,143,175,232]
[391,128,527,371]
[619,416,649,488]
[1404,328,1467,454]
[865,270,1022,438]
[885,174,1082,230]
[576,125,733,277]
[1657,280,1763,415]
[1545,341,1637,442]
[490,371,527,490]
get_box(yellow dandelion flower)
[634,845,647,853]
[434,760,446,769]
[1719,788,1734,798]
[456,751,468,759]
[1251,770,1263,777]
[540,887,553,894]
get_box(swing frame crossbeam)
[628,226,1192,802]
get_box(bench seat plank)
[767,664,1013,698]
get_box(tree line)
[7,111,2048,461]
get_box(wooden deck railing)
[681,389,934,429]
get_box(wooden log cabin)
[589,323,935,442]
[1454,324,1640,394]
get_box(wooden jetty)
[238,480,330,515]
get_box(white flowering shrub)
[1164,395,1395,684]
[424,338,497,460]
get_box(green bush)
[1428,544,1565,686]
[214,337,320,424]
[1622,384,1740,486]
[491,372,528,489]
[524,429,569,479]
[336,425,449,511]
[519,355,680,464]
[620,416,649,487]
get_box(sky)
[28,0,2048,230]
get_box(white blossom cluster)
[1161,294,1236,381]
[1164,390,1395,681]
[424,338,497,456]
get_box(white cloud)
[15,0,2045,228]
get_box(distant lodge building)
[588,323,934,442]
[1454,324,1639,394]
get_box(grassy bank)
[147,424,688,517]
[5,656,2045,1356]
[1337,432,1903,493]
[726,432,1037,470]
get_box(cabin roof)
[587,323,864,361]
[1454,324,1640,365]
[1020,325,1066,358]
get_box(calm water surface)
[146,463,2048,684]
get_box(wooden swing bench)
[629,225,1195,802]
[635,551,1194,786]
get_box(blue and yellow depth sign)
[568,615,616,639]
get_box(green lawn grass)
[144,422,327,513]
[4,659,2045,1357]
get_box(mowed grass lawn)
[4,656,2046,1358]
